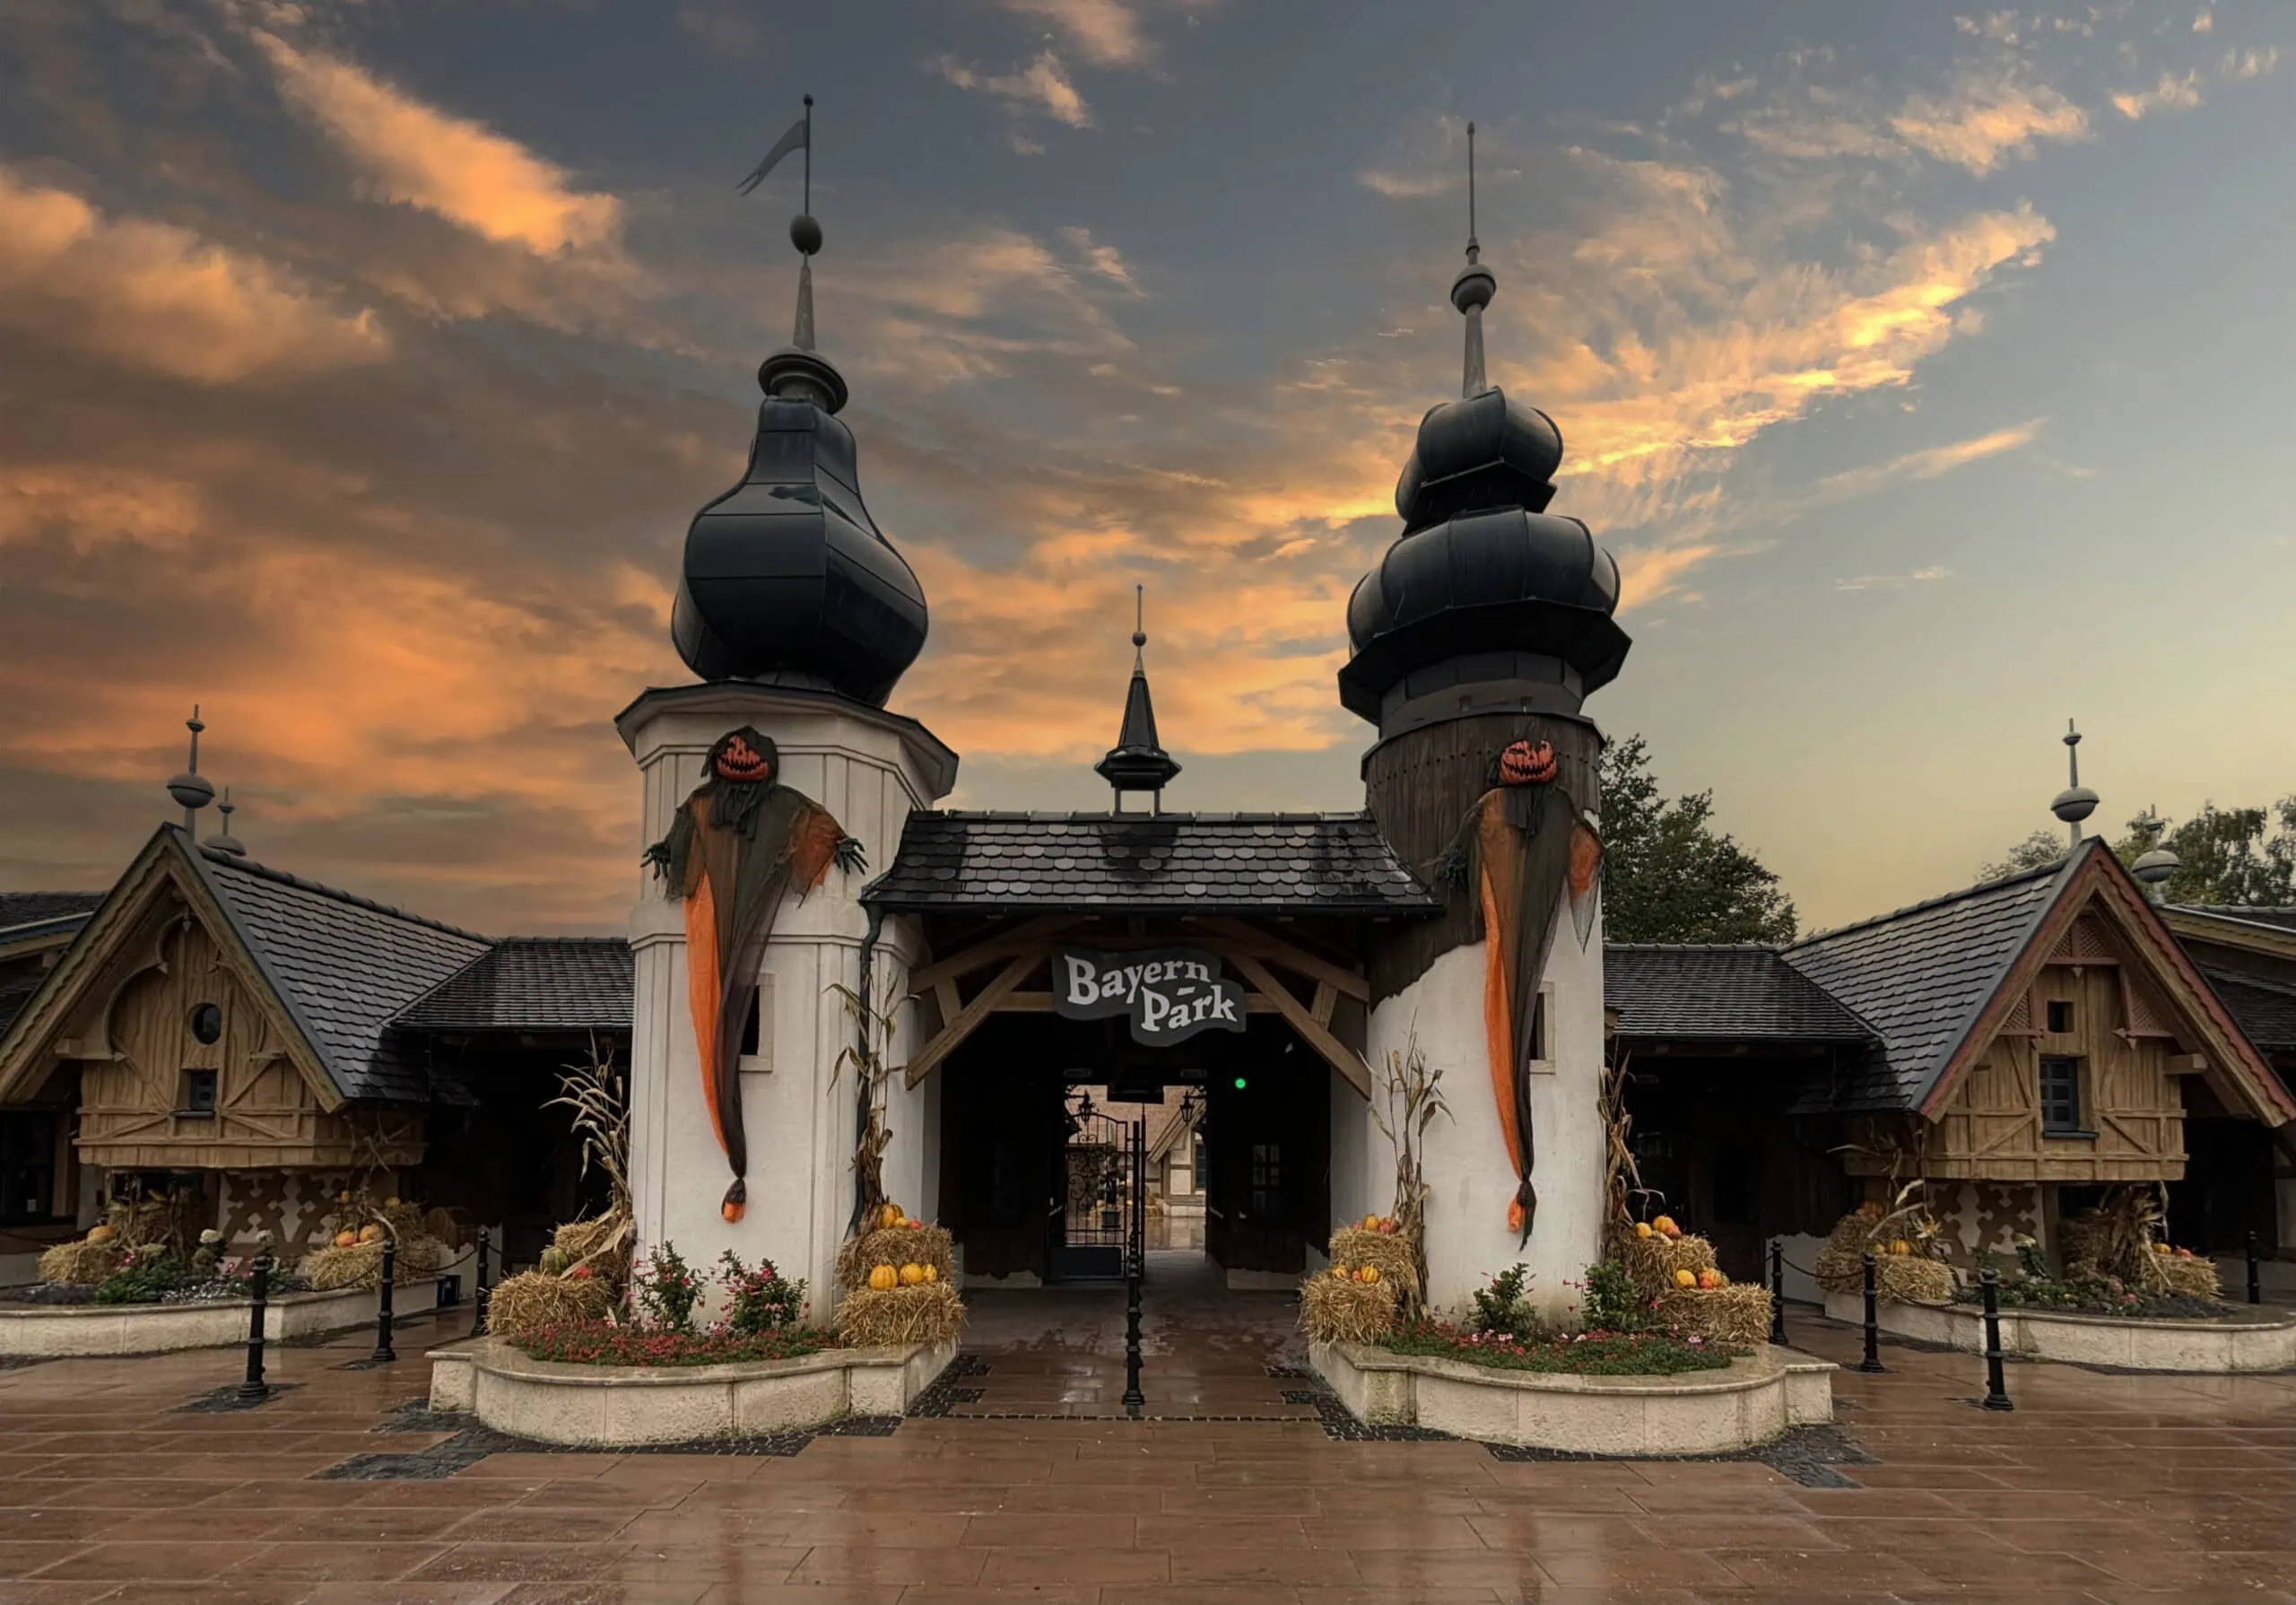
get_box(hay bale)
[835,1224,955,1293]
[1813,1205,1923,1295]
[1654,1283,1771,1347]
[835,1281,965,1348]
[299,1235,450,1291]
[1875,1252,1955,1304]
[486,1269,613,1339]
[552,1212,632,1284]
[37,1238,122,1286]
[1327,1226,1419,1297]
[2155,1252,2222,1301]
[1300,1269,1398,1345]
[1618,1230,1717,1296]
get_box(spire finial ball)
[790,214,822,256]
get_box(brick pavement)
[0,1271,2290,1603]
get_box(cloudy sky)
[2,0,2288,936]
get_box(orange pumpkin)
[86,1224,117,1245]
[1697,1267,1726,1290]
[1498,739,1558,787]
[1633,1222,1654,1240]
[921,1263,939,1283]
[867,1263,899,1291]
[899,1262,926,1287]
[334,1230,359,1249]
[1652,1215,1681,1239]
[1361,1214,1381,1231]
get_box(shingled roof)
[1777,856,2071,1112]
[862,813,1440,916]
[184,847,495,1103]
[0,893,105,934]
[2170,904,2296,935]
[396,938,633,1033]
[1606,945,1875,1043]
[2201,969,2296,1054]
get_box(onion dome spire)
[2050,718,2099,846]
[1337,126,1630,737]
[165,705,214,836]
[1096,586,1180,813]
[209,787,247,858]
[671,97,927,704]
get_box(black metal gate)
[1050,1097,1142,1282]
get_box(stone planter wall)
[0,1278,439,1358]
[426,1336,956,1446]
[1309,1341,1833,1455]
[1822,1292,2296,1373]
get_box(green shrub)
[718,1250,805,1335]
[633,1242,702,1332]
[1578,1259,1649,1333]
[95,1249,185,1305]
[1468,1263,1536,1340]
[1383,1320,1735,1375]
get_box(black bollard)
[473,1231,491,1337]
[370,1239,398,1363]
[238,1252,273,1400]
[2248,1231,2263,1306]
[1121,1248,1145,1415]
[1979,1268,2013,1411]
[1857,1251,1886,1373]
[1769,1240,1788,1346]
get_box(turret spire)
[1096,586,1181,813]
[1453,121,1496,397]
[165,705,214,837]
[2050,717,2099,847]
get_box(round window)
[188,1003,223,1045]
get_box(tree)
[2111,799,2296,907]
[1975,798,2296,905]
[1599,735,1798,943]
[1977,829,2067,883]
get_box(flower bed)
[1312,1339,1834,1453]
[1823,1290,2296,1373]
[1955,1275,2227,1321]
[517,1319,837,1368]
[0,1277,438,1357]
[1380,1320,1736,1377]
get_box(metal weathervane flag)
[738,109,810,196]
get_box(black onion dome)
[670,360,928,705]
[1393,388,1563,528]
[1339,388,1629,730]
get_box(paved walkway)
[0,1276,2290,1601]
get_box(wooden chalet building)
[1610,840,2296,1291]
[0,824,630,1266]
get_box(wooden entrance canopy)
[859,810,1443,1095]
[901,914,1372,1094]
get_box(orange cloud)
[1890,73,2089,171]
[254,31,622,257]
[0,167,387,384]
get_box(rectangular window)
[2046,999,2074,1034]
[182,1069,219,1115]
[0,1114,59,1226]
[1249,1142,1281,1217]
[2039,1055,2083,1134]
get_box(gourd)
[899,1262,926,1287]
[867,1263,899,1291]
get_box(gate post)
[1122,1117,1145,1415]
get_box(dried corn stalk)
[1368,1029,1446,1320]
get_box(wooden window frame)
[2038,1053,2090,1138]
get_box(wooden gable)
[1917,844,2294,1182]
[0,832,422,1170]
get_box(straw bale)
[1300,1270,1398,1345]
[2155,1252,2222,1301]
[37,1238,122,1286]
[1654,1283,1771,1347]
[104,1199,177,1247]
[1814,1206,1922,1295]
[1326,1226,1419,1297]
[835,1224,955,1293]
[835,1281,965,1348]
[1619,1230,1717,1296]
[1875,1252,1956,1304]
[487,1269,613,1339]
[552,1211,633,1283]
[299,1235,450,1291]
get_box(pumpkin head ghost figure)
[644,728,864,1222]
[1442,738,1602,1246]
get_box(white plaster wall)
[624,690,949,1326]
[1364,885,1605,1323]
